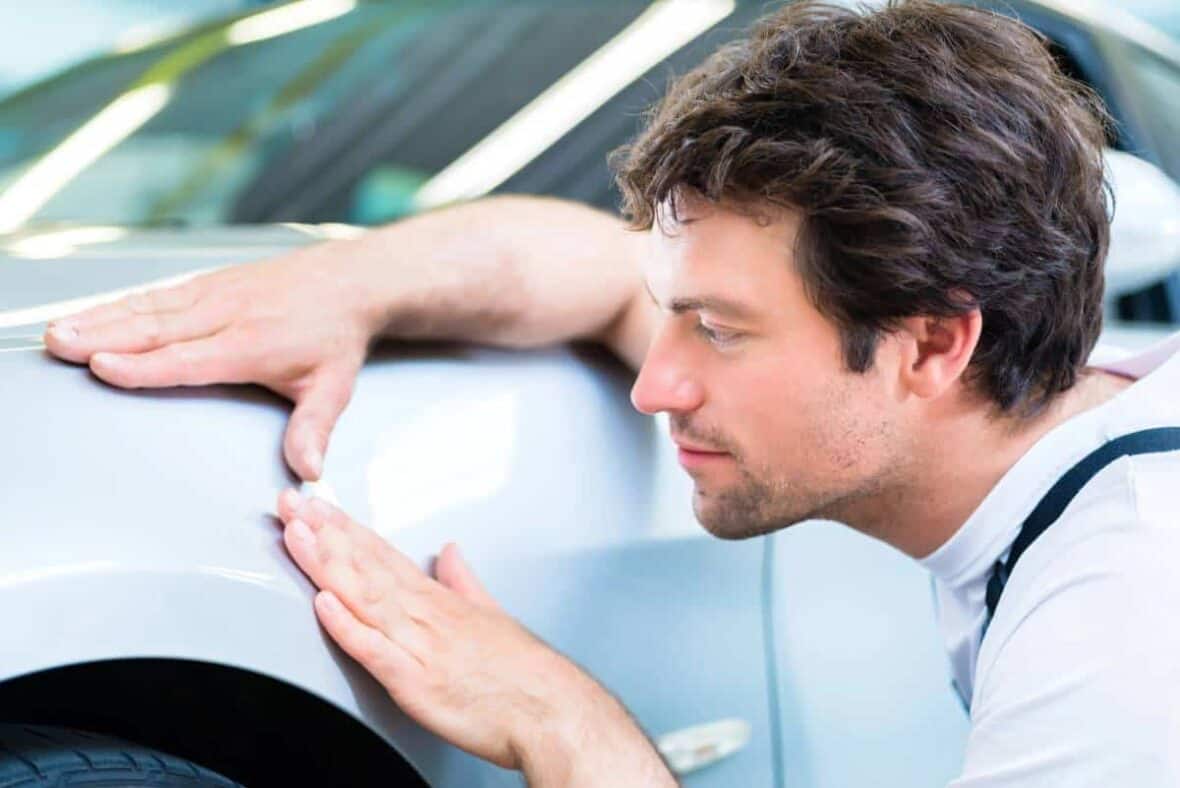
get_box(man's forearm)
[298,195,647,362]
[516,674,678,788]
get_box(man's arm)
[353,195,655,369]
[44,195,655,479]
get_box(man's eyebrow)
[643,282,756,319]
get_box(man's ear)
[895,308,982,401]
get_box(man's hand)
[44,249,378,481]
[275,489,677,787]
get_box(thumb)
[436,543,498,609]
[283,370,354,481]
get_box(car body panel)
[770,523,972,787]
[0,227,777,786]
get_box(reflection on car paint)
[367,392,519,535]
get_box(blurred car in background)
[1,1,1179,787]
[1122,0,1180,43]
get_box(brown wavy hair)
[611,0,1113,416]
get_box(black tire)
[0,723,242,787]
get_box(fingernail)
[48,323,78,343]
[288,519,315,548]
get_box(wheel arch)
[0,658,427,787]
[0,569,436,785]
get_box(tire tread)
[0,724,242,787]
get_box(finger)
[284,372,355,481]
[289,494,351,532]
[314,590,424,686]
[276,487,303,523]
[295,497,425,585]
[88,335,255,389]
[54,287,191,331]
[284,517,369,610]
[284,515,419,638]
[47,303,224,364]
[435,543,499,610]
[46,282,200,341]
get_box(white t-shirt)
[918,330,1180,787]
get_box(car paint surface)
[0,227,780,786]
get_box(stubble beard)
[688,436,896,541]
[672,415,860,540]
[689,459,820,540]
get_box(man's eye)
[695,321,740,346]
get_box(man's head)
[610,0,1112,541]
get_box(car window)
[0,48,161,167]
[0,1,658,231]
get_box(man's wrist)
[294,234,406,342]
[512,660,675,787]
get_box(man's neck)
[846,369,1136,559]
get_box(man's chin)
[690,485,808,540]
[691,487,762,541]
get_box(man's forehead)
[643,238,768,322]
[643,197,801,314]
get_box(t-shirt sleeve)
[948,529,1180,788]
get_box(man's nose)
[630,338,705,415]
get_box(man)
[41,1,1180,785]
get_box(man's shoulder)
[1007,448,1180,598]
[994,461,1180,631]
[962,493,1180,786]
[973,460,1180,713]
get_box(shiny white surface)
[1104,151,1180,297]
[0,253,775,787]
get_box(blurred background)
[2,0,1175,324]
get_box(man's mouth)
[673,439,731,468]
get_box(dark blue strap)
[984,427,1180,627]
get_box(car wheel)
[0,723,241,786]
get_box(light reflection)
[226,0,357,46]
[279,222,368,241]
[113,22,184,54]
[0,266,224,329]
[413,0,735,209]
[195,565,277,588]
[6,226,129,259]
[0,84,173,234]
[367,393,518,533]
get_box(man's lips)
[673,438,730,468]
